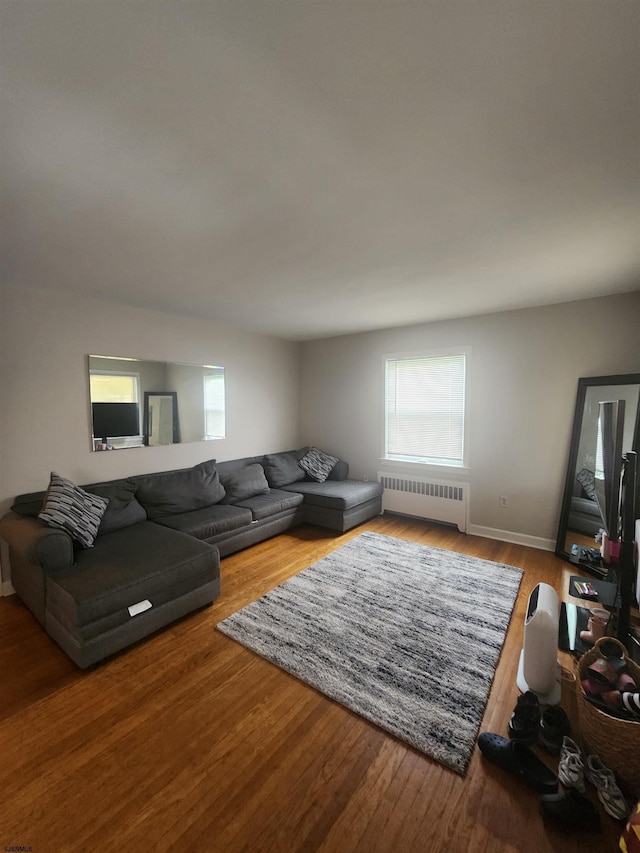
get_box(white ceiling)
[2,1,639,341]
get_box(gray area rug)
[217,531,523,775]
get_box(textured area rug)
[217,531,523,775]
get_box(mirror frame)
[143,391,180,446]
[555,373,640,569]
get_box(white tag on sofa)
[128,599,152,617]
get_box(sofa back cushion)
[220,463,270,504]
[327,459,349,481]
[12,477,148,535]
[262,452,306,488]
[136,459,226,519]
[11,492,47,517]
[87,480,148,534]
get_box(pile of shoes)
[557,738,631,822]
[477,690,632,832]
[581,639,640,721]
[506,689,572,754]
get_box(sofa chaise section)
[46,522,220,669]
[281,479,383,532]
[0,475,221,669]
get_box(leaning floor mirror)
[88,355,225,450]
[556,373,640,575]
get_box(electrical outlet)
[498,496,509,509]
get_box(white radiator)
[377,472,469,533]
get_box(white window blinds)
[89,372,139,403]
[385,352,466,465]
[204,373,225,439]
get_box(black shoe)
[538,705,571,754]
[507,691,540,745]
[540,789,601,832]
[477,732,558,794]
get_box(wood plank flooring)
[0,516,624,852]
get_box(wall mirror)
[88,355,225,451]
[556,373,640,571]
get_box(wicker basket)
[576,636,640,797]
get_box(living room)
[1,2,639,851]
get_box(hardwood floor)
[0,516,624,852]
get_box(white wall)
[1,287,638,589]
[0,284,300,585]
[298,292,640,547]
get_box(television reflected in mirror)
[92,402,141,448]
[88,355,225,451]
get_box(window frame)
[89,369,141,405]
[89,369,143,447]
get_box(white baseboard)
[468,524,556,553]
[1,580,16,597]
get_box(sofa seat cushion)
[571,496,600,516]
[152,504,252,540]
[281,480,383,510]
[46,522,217,636]
[234,488,304,521]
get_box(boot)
[579,608,609,645]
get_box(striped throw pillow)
[38,472,109,548]
[298,447,339,483]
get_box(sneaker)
[585,754,630,820]
[621,692,640,717]
[508,691,540,745]
[539,705,571,754]
[558,736,586,793]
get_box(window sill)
[378,458,470,479]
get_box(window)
[89,372,139,404]
[384,351,467,467]
[89,371,142,447]
[204,372,225,439]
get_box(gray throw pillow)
[262,453,306,488]
[87,479,147,534]
[220,463,270,504]
[136,459,226,519]
[298,447,339,483]
[38,472,109,548]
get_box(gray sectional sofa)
[0,448,382,669]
